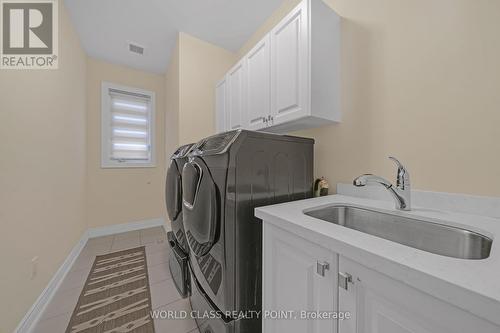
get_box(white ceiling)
[65,0,284,74]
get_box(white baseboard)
[87,217,165,238]
[16,217,165,333]
[15,230,89,333]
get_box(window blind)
[109,89,152,161]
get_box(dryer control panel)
[190,130,240,156]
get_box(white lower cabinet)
[263,224,499,333]
[263,223,338,333]
[338,257,499,333]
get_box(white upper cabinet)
[215,78,227,133]
[270,0,308,126]
[216,0,340,133]
[245,34,271,131]
[227,60,246,130]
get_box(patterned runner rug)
[65,246,155,333]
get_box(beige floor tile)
[58,268,90,293]
[141,226,164,236]
[37,227,198,333]
[145,239,170,255]
[70,253,96,272]
[32,312,71,333]
[141,232,167,245]
[150,278,182,309]
[110,237,141,251]
[140,235,156,245]
[80,242,111,256]
[148,261,172,284]
[153,298,198,333]
[113,230,140,242]
[41,287,81,319]
[86,235,113,246]
[147,247,170,267]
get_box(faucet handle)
[388,156,410,189]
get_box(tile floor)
[32,227,200,333]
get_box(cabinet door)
[338,257,499,333]
[215,77,227,133]
[227,60,246,130]
[263,223,338,333]
[245,34,271,131]
[270,0,309,126]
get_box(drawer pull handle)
[338,272,353,290]
[316,261,330,276]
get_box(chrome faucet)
[353,157,411,211]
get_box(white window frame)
[101,81,156,168]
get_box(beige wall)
[86,58,167,228]
[165,40,180,157]
[240,0,500,197]
[163,34,235,228]
[0,1,87,331]
[1,8,232,333]
[177,33,236,145]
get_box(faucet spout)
[353,174,392,188]
[353,157,411,211]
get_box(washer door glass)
[166,159,182,222]
[182,157,219,257]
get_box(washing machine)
[165,142,194,298]
[181,130,314,332]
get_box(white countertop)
[255,194,500,326]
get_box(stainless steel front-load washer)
[182,130,314,333]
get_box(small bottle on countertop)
[314,177,329,197]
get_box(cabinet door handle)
[316,261,330,277]
[338,272,353,290]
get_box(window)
[101,82,155,167]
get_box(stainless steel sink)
[304,205,492,260]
